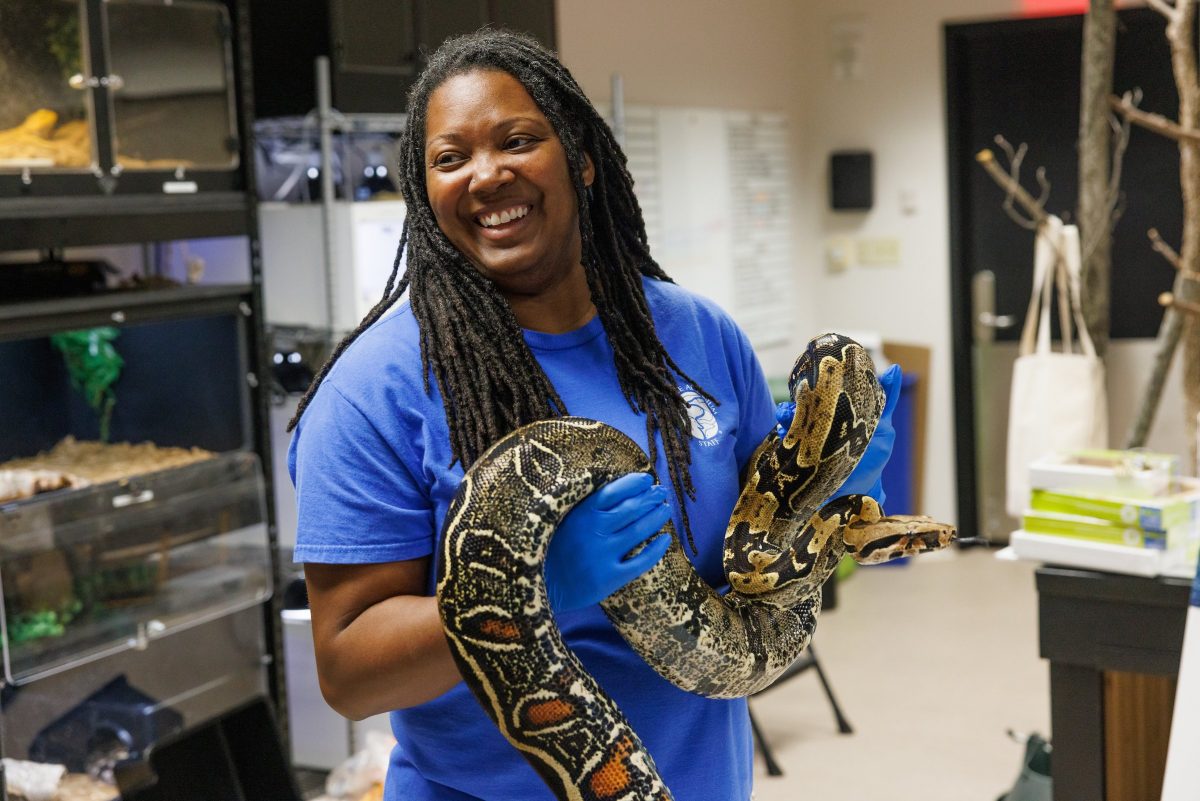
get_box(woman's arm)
[304,557,461,720]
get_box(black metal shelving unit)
[0,285,255,340]
[0,194,253,251]
[0,0,290,795]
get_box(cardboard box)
[882,341,930,511]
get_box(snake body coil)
[436,333,956,801]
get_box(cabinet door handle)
[113,489,155,508]
[977,312,1017,328]
[68,73,124,91]
[68,73,100,90]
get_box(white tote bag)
[1005,216,1108,517]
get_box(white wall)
[560,0,815,381]
[558,1,813,111]
[789,0,1018,523]
[560,0,1019,523]
[559,0,1191,526]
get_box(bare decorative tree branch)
[1142,0,1180,22]
[1109,93,1200,144]
[1160,291,1200,316]
[1150,228,1183,270]
[977,1,1126,366]
[1070,94,1135,275]
[1079,0,1117,357]
[1145,0,1178,18]
[1105,94,1135,227]
[1124,0,1200,462]
[975,143,1091,307]
[976,146,1050,228]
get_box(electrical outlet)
[857,237,901,265]
[826,237,855,272]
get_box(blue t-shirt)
[290,277,776,801]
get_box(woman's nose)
[468,151,514,194]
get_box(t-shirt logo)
[680,386,720,445]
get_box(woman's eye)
[431,152,463,168]
[505,135,538,150]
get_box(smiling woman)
[422,69,596,331]
[289,29,712,546]
[282,27,887,801]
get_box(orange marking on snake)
[588,736,635,799]
[479,618,522,640]
[524,699,574,726]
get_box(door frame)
[944,19,983,540]
[943,12,1088,541]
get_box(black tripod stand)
[749,644,854,777]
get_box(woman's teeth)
[478,206,530,228]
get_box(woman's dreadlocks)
[289,28,716,551]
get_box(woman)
[288,29,897,801]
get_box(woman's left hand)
[544,472,673,613]
[774,364,902,506]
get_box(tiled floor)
[749,546,1050,801]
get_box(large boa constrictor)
[436,333,957,800]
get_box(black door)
[945,8,1181,542]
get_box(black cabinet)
[249,0,556,117]
[1036,566,1189,801]
[0,0,269,478]
[0,1,291,794]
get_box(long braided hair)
[289,28,716,551]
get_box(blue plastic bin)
[880,371,919,516]
[872,371,918,567]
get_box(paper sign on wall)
[620,104,794,353]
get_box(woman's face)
[423,69,594,298]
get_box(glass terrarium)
[0,454,272,801]
[0,0,239,177]
[0,451,271,684]
[0,0,96,171]
[105,0,239,171]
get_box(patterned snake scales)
[436,333,957,800]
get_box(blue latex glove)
[544,472,673,613]
[774,363,902,506]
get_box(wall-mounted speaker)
[829,150,874,211]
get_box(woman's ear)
[582,152,596,187]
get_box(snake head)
[843,513,958,564]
